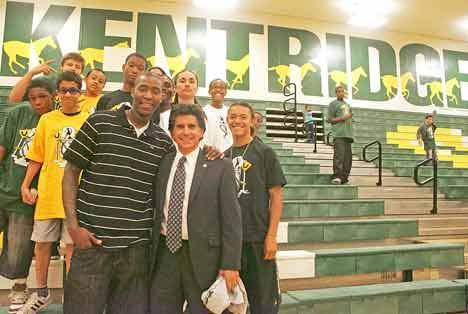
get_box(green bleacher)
[3,89,468,314]
[255,101,468,314]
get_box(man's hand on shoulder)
[203,145,224,160]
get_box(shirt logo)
[232,156,252,197]
[54,126,76,168]
[219,116,228,138]
[12,128,36,167]
[341,104,350,116]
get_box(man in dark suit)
[150,105,242,314]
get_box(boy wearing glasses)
[19,72,88,314]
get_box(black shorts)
[240,242,281,314]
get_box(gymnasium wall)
[2,0,468,115]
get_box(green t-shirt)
[327,99,354,140]
[0,103,41,215]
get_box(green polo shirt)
[327,99,354,140]
[0,103,41,215]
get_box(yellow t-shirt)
[79,95,101,115]
[27,110,89,220]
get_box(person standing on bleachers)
[95,52,147,111]
[19,72,89,314]
[78,68,107,115]
[0,78,54,314]
[226,102,286,314]
[203,79,233,152]
[327,85,354,185]
[8,53,85,106]
[303,105,315,143]
[417,114,437,160]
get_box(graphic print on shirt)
[341,104,349,116]
[232,156,252,197]
[12,128,36,167]
[219,116,228,138]
[54,126,76,168]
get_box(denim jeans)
[64,244,150,314]
[0,209,34,279]
[304,123,315,143]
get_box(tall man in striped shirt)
[61,72,174,314]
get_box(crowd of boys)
[0,51,289,314]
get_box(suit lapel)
[188,149,207,204]
[159,152,176,210]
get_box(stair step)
[320,166,394,176]
[281,280,467,313]
[440,186,468,199]
[385,199,468,214]
[420,227,468,236]
[277,219,418,244]
[282,199,385,218]
[284,185,358,200]
[359,187,445,199]
[277,243,464,279]
[418,217,468,228]
[282,163,320,173]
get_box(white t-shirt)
[203,104,233,152]
[159,110,171,135]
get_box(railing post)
[377,141,382,186]
[282,83,298,143]
[431,154,438,215]
[313,123,317,153]
[414,156,437,215]
[362,140,383,186]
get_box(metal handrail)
[282,83,298,142]
[312,123,317,153]
[326,131,333,146]
[362,140,382,186]
[413,155,438,214]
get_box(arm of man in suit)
[219,160,242,291]
[264,185,283,260]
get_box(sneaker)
[8,289,28,314]
[331,178,342,185]
[17,292,50,314]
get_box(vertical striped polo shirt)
[63,108,174,249]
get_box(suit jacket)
[151,149,242,290]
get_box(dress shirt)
[161,148,200,239]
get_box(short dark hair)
[27,78,54,96]
[425,114,433,119]
[335,85,345,92]
[149,66,168,76]
[85,68,106,81]
[57,71,83,90]
[168,104,206,132]
[254,111,263,118]
[228,101,255,119]
[125,52,147,68]
[134,71,161,87]
[61,52,85,70]
[208,78,228,90]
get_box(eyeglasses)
[58,87,81,95]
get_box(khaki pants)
[333,138,353,182]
